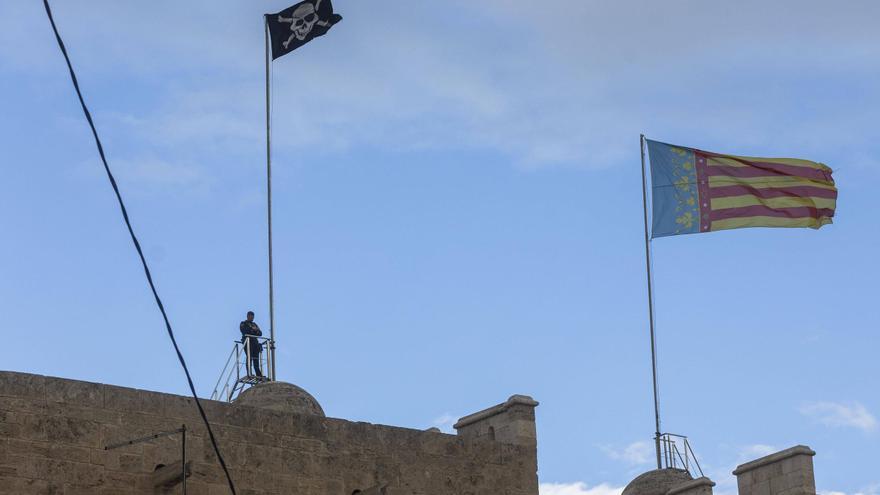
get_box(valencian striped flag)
[646,140,837,238]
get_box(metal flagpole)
[265,16,277,381]
[640,134,662,470]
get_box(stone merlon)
[454,394,539,447]
[0,371,539,494]
[733,445,817,495]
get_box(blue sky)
[1,1,879,494]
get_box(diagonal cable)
[41,1,236,492]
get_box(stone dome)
[622,469,693,495]
[234,381,325,417]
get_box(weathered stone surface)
[733,446,816,495]
[667,477,716,495]
[150,460,191,488]
[623,469,694,495]
[455,395,539,448]
[234,381,325,417]
[0,371,538,494]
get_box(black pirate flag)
[267,0,342,59]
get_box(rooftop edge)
[453,394,539,430]
[732,445,816,475]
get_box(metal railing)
[210,336,273,402]
[659,433,703,477]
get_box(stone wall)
[454,395,539,448]
[733,445,816,495]
[620,445,820,495]
[0,371,538,494]
[666,478,715,495]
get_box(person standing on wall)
[240,311,264,378]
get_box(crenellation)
[1,370,829,495]
[733,446,816,495]
[454,394,539,450]
[0,370,542,493]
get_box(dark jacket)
[239,320,263,356]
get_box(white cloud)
[8,1,880,171]
[116,157,206,187]
[73,154,213,195]
[431,413,457,433]
[540,482,624,495]
[800,401,877,432]
[600,441,653,466]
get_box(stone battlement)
[0,371,538,494]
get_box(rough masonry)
[0,371,539,494]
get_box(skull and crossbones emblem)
[278,0,331,49]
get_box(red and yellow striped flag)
[646,140,837,237]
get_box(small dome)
[622,469,693,495]
[234,381,325,417]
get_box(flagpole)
[640,134,662,469]
[265,15,277,382]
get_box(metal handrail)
[240,336,269,377]
[210,345,238,400]
[210,336,273,402]
[659,433,703,477]
[684,437,704,477]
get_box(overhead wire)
[40,1,237,492]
